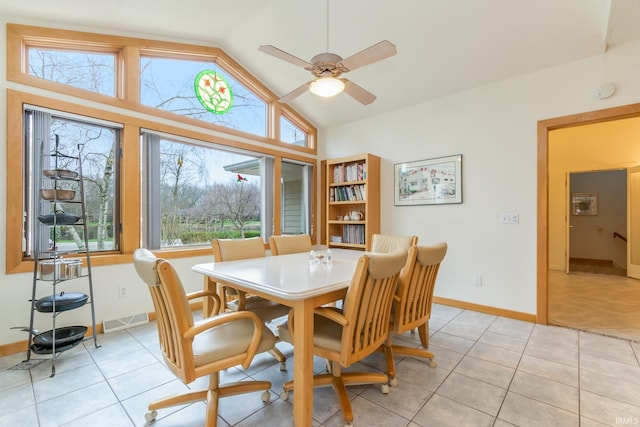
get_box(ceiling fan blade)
[258,45,313,69]
[337,40,397,72]
[343,79,376,105]
[279,81,312,104]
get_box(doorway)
[537,103,640,340]
[567,169,627,276]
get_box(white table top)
[191,248,363,300]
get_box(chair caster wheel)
[279,362,287,371]
[144,410,157,423]
[280,390,290,401]
[428,359,437,368]
[261,391,271,402]
[381,383,390,394]
[389,377,398,387]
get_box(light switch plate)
[500,213,519,224]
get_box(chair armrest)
[314,306,349,326]
[185,310,262,340]
[186,290,221,316]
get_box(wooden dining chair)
[370,233,418,253]
[278,250,406,427]
[268,234,312,255]
[382,243,447,386]
[133,248,273,427]
[211,237,290,370]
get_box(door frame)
[537,102,640,324]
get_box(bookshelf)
[325,153,380,250]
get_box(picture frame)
[572,192,597,215]
[394,154,462,206]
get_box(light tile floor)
[549,270,640,341]
[1,304,639,427]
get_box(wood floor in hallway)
[548,269,640,342]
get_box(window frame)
[5,23,318,274]
[7,24,317,153]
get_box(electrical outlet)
[474,275,483,287]
[119,286,128,298]
[500,213,519,224]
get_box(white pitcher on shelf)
[349,211,363,221]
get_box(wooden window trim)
[6,89,316,274]
[6,23,317,153]
[5,23,319,274]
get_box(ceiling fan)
[258,0,396,106]
[258,40,397,105]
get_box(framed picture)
[394,154,462,206]
[572,192,597,215]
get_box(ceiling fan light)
[309,77,345,97]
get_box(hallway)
[548,269,640,342]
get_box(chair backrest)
[133,248,195,382]
[211,237,266,262]
[370,234,418,253]
[392,243,447,334]
[340,250,406,366]
[268,234,312,255]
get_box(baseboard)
[569,257,613,267]
[0,301,201,357]
[433,297,537,323]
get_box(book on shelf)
[332,184,366,202]
[342,224,365,245]
[332,162,366,183]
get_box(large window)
[142,133,270,249]
[281,161,313,235]
[140,57,267,137]
[281,116,308,147]
[28,47,117,96]
[6,24,318,273]
[24,108,120,258]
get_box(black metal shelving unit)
[24,135,99,376]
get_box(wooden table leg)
[292,298,314,427]
[202,277,217,317]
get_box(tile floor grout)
[1,303,639,426]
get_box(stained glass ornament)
[194,70,233,114]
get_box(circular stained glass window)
[194,70,233,114]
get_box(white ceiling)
[2,0,640,129]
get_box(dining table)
[191,248,364,427]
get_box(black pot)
[33,326,87,348]
[35,292,88,313]
[37,212,81,225]
[30,340,82,355]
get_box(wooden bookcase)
[325,153,380,250]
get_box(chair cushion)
[278,310,343,353]
[270,235,311,255]
[228,296,291,322]
[216,237,265,261]
[371,234,416,253]
[366,250,408,279]
[192,318,277,367]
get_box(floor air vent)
[103,313,149,333]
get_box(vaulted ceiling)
[3,0,640,128]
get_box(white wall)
[2,16,640,346]
[320,39,640,315]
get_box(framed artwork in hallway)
[572,192,597,215]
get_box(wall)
[320,40,640,315]
[569,170,627,268]
[3,17,640,346]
